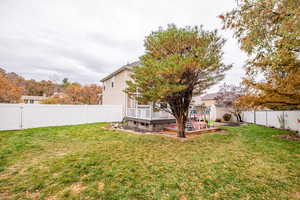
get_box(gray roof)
[100,61,140,82]
[201,93,219,100]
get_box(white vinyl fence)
[242,110,300,132]
[0,104,123,131]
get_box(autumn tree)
[6,71,25,90]
[40,80,56,96]
[23,79,57,96]
[61,83,82,104]
[126,25,231,138]
[40,96,61,104]
[0,68,22,103]
[81,84,102,104]
[41,83,102,105]
[221,0,300,109]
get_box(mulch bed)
[274,135,300,142]
[103,123,228,140]
[161,129,228,139]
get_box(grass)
[0,123,300,200]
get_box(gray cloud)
[0,0,247,90]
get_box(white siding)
[102,69,131,116]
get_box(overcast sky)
[0,0,247,92]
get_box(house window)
[111,76,115,88]
[30,100,34,104]
[24,99,28,104]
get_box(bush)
[223,113,232,121]
[215,118,222,122]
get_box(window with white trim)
[111,76,115,88]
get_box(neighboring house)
[199,93,219,107]
[21,95,47,104]
[100,61,175,131]
[192,92,236,122]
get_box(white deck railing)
[127,105,174,120]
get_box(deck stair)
[185,119,194,131]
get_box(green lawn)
[0,124,300,200]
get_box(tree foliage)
[126,25,231,137]
[62,78,71,88]
[41,84,102,105]
[0,69,22,103]
[0,67,102,104]
[24,79,57,96]
[221,0,300,110]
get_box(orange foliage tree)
[41,84,102,105]
[221,0,300,110]
[0,69,22,103]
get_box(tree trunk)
[234,112,242,123]
[237,113,242,122]
[176,118,186,138]
[235,114,240,123]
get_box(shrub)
[223,113,231,121]
[215,118,222,122]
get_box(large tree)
[0,69,22,103]
[81,84,102,104]
[41,83,102,105]
[126,25,231,137]
[221,0,300,109]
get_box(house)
[192,92,236,122]
[198,93,219,107]
[101,61,139,111]
[100,61,175,131]
[21,95,47,104]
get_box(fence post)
[20,105,23,129]
[85,104,88,124]
[283,111,285,129]
[254,110,256,124]
[266,111,268,127]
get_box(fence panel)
[285,111,300,131]
[242,110,300,132]
[86,105,123,123]
[242,111,255,123]
[266,111,284,128]
[255,111,267,125]
[22,104,87,129]
[0,104,123,131]
[0,104,22,130]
